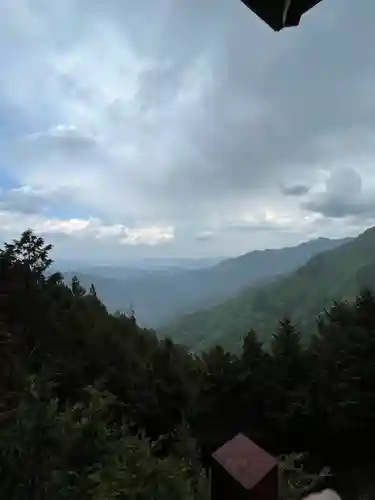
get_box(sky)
[1,0,375,262]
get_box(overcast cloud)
[1,0,375,262]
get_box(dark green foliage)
[0,380,208,500]
[0,230,207,499]
[1,229,375,498]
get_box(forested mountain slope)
[63,236,349,327]
[2,229,375,498]
[163,227,375,352]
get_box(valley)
[62,236,349,328]
[164,227,375,351]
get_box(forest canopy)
[1,229,375,499]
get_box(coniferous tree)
[71,276,86,297]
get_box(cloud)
[0,211,174,244]
[0,186,49,214]
[1,0,375,260]
[0,209,174,261]
[0,185,79,215]
[302,167,375,218]
[280,184,311,196]
[28,124,98,157]
[195,230,216,241]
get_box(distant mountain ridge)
[163,228,375,352]
[63,236,350,328]
[56,257,223,274]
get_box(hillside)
[63,237,349,327]
[3,229,375,500]
[163,227,375,352]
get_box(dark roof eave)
[240,0,324,31]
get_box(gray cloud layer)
[96,0,375,221]
[2,0,375,258]
[303,167,375,218]
[280,184,311,196]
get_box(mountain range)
[62,236,349,328]
[163,227,375,352]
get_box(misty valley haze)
[62,236,349,327]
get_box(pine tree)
[71,276,86,297]
[89,283,98,298]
